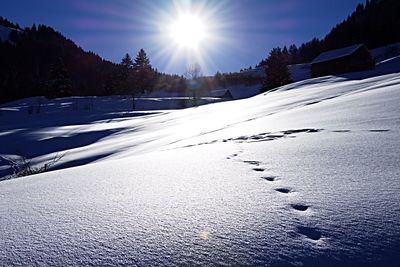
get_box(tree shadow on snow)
[0,127,129,159]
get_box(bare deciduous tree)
[185,63,202,106]
[185,63,202,80]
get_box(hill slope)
[1,64,400,265]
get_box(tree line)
[1,0,399,102]
[0,19,186,103]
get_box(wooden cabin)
[311,44,375,77]
[220,90,233,100]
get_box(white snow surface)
[1,66,400,265]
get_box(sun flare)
[169,13,207,49]
[155,1,227,74]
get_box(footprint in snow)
[226,153,239,159]
[332,130,351,133]
[297,226,322,241]
[261,176,277,182]
[275,188,292,194]
[368,129,390,132]
[243,160,262,166]
[291,204,309,211]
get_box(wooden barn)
[220,90,233,100]
[311,44,375,77]
[208,89,234,100]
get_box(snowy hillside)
[1,59,400,265]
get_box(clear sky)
[2,0,364,75]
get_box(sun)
[169,13,207,49]
[153,1,228,74]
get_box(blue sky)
[2,0,364,75]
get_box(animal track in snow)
[243,160,261,166]
[282,128,320,135]
[226,152,241,160]
[368,129,390,132]
[291,204,309,211]
[275,188,292,194]
[224,137,322,243]
[231,128,322,143]
[179,128,324,150]
[297,226,322,241]
[332,130,351,133]
[261,176,277,182]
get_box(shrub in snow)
[3,153,64,179]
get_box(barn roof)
[209,89,233,99]
[311,44,364,64]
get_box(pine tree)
[262,48,292,92]
[133,49,151,71]
[289,44,299,64]
[132,48,154,95]
[119,53,134,92]
[45,58,72,99]
[121,53,133,70]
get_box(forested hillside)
[0,17,186,103]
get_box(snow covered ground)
[1,59,400,265]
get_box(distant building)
[220,90,233,100]
[311,44,375,77]
[208,89,234,100]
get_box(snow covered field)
[1,59,400,265]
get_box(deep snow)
[1,56,400,266]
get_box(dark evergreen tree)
[0,17,21,29]
[45,58,73,99]
[262,48,292,92]
[119,53,134,92]
[132,48,154,95]
[289,44,299,64]
[121,53,133,70]
[133,49,150,70]
[119,53,137,109]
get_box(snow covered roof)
[208,89,232,98]
[311,44,365,64]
